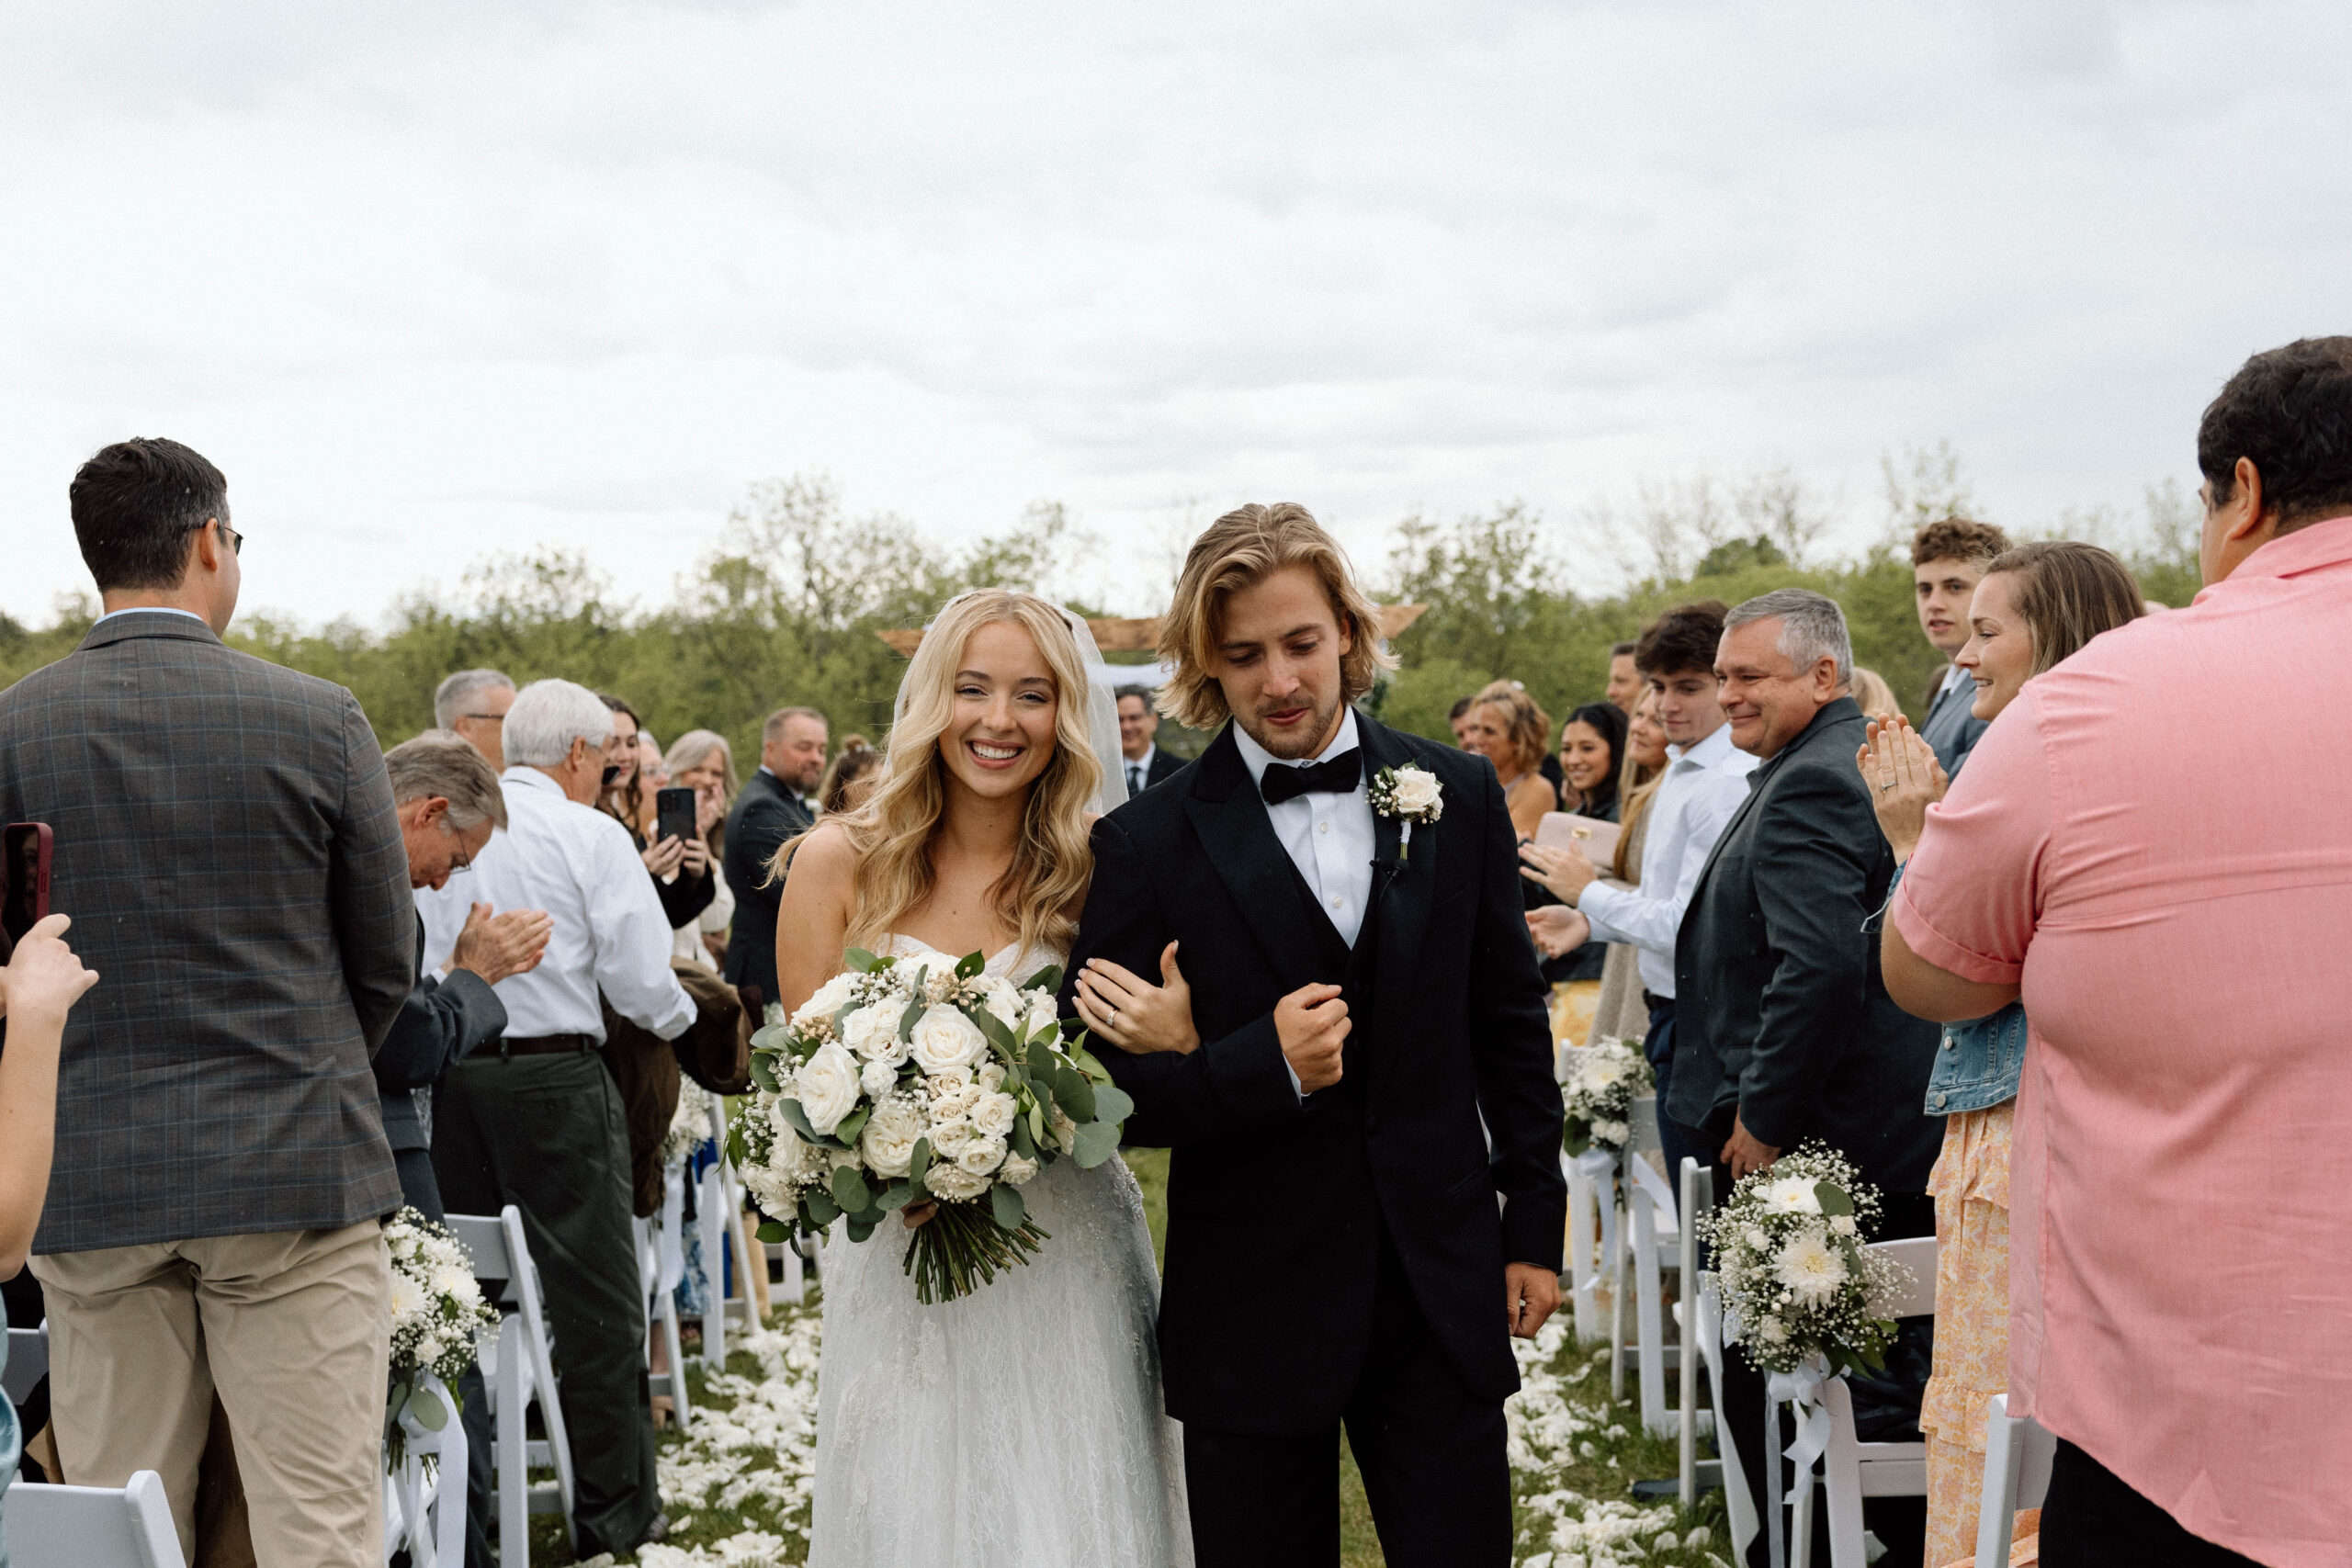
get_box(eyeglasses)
[459,713,505,725]
[185,519,242,556]
[439,818,476,874]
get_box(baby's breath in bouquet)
[1558,1035,1652,1158]
[733,946,1133,1303]
[1695,1143,1915,1378]
[383,1208,500,1471]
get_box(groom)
[1063,503,1566,1568]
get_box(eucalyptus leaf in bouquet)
[734,947,1134,1303]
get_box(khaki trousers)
[29,1220,391,1568]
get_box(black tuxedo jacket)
[720,769,813,1001]
[1062,714,1565,1433]
[1665,697,1941,1194]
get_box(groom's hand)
[1275,983,1350,1093]
[1507,1262,1560,1338]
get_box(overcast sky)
[5,0,2345,628]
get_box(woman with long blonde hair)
[773,587,1193,1568]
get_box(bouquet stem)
[901,1201,1050,1303]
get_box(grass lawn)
[532,1147,1731,1567]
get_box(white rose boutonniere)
[1367,763,1444,861]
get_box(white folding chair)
[380,1369,469,1568]
[1563,1145,1605,1341]
[1691,1267,1762,1562]
[5,1469,186,1567]
[4,1322,47,1405]
[1793,1234,1938,1568]
[1674,1158,1722,1505]
[447,1205,577,1555]
[1610,1096,1682,1436]
[1973,1393,2055,1568]
[697,1098,779,1369]
[639,1179,694,1433]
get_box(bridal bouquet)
[383,1208,500,1470]
[1559,1036,1652,1157]
[1694,1143,1914,1378]
[735,946,1135,1303]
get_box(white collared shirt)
[1124,743,1158,797]
[416,768,695,1043]
[1937,662,1970,701]
[91,606,206,627]
[1577,720,1758,998]
[1233,708,1374,950]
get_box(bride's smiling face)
[938,619,1060,800]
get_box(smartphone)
[655,787,698,848]
[4,821,53,965]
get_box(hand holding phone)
[655,787,698,851]
[0,912,99,1024]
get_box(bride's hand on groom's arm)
[1075,943,1200,1055]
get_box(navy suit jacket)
[1919,670,1987,780]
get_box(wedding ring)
[1110,1009,1120,1028]
[1878,778,1896,792]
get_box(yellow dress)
[1922,1100,2036,1568]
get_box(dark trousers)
[1711,1156,1936,1568]
[432,1050,660,1558]
[1641,998,1696,1187]
[391,1145,445,1224]
[2041,1440,2261,1567]
[1182,1235,1510,1568]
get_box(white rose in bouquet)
[925,1068,973,1099]
[998,1153,1040,1186]
[859,1058,898,1099]
[931,1120,975,1156]
[860,1095,926,1178]
[1046,1102,1079,1156]
[956,1134,1008,1177]
[1389,766,1443,815]
[910,1003,988,1074]
[975,975,1026,1031]
[925,1162,991,1201]
[933,1082,983,1122]
[842,1003,907,1065]
[968,1091,1018,1138]
[792,971,858,1031]
[1026,991,1061,1037]
[977,1060,1008,1092]
[795,1041,864,1136]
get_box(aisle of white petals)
[574,1303,1730,1568]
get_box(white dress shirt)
[1123,743,1159,799]
[416,768,696,1043]
[1577,721,1758,999]
[1233,709,1374,949]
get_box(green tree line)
[0,456,2203,765]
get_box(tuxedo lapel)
[1359,716,1436,1093]
[1181,727,1324,994]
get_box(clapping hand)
[1076,943,1199,1055]
[449,902,553,985]
[1525,905,1591,960]
[1519,840,1600,904]
[695,784,726,840]
[1854,716,1948,865]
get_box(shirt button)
[1317,820,1330,834]
[1329,896,1344,911]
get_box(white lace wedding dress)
[808,935,1192,1568]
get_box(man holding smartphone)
[0,438,415,1567]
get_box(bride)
[772,589,1194,1566]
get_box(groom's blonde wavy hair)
[828,590,1102,960]
[1157,502,1396,730]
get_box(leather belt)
[498,1032,594,1057]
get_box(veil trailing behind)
[810,590,1189,1568]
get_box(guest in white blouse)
[415,678,691,1557]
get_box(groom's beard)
[1234,685,1344,761]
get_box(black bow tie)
[1259,749,1362,806]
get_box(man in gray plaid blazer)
[0,438,414,1567]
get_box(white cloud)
[4,0,2346,627]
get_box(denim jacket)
[1926,999,2027,1114]
[1874,862,2028,1115]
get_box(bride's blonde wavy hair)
[830,590,1103,959]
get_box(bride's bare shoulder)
[782,818,863,905]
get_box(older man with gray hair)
[1670,588,1940,1566]
[433,667,516,772]
[415,679,694,1557]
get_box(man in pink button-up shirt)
[1885,337,2352,1568]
